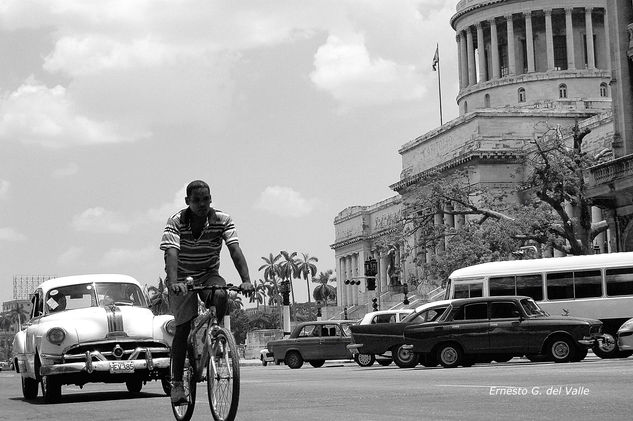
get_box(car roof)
[450,296,530,306]
[295,320,354,327]
[413,299,455,312]
[365,309,413,316]
[37,274,141,293]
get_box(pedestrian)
[160,180,254,405]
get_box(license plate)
[109,361,135,373]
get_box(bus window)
[454,283,483,298]
[516,274,543,300]
[606,267,633,296]
[489,276,515,296]
[574,270,602,298]
[547,272,574,300]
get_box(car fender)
[540,330,577,353]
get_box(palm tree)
[258,253,282,284]
[295,253,318,304]
[249,279,267,310]
[312,269,337,305]
[8,303,29,332]
[264,279,282,307]
[227,293,243,313]
[279,250,299,304]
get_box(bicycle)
[170,279,243,421]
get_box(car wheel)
[261,359,268,367]
[354,353,375,367]
[161,378,171,396]
[126,377,143,393]
[309,360,325,368]
[21,376,38,400]
[419,354,438,368]
[571,347,588,362]
[592,333,620,359]
[41,375,62,403]
[436,343,463,368]
[376,359,392,366]
[284,351,303,369]
[548,337,575,363]
[392,345,419,368]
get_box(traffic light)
[372,298,378,311]
[366,277,376,291]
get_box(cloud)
[0,179,9,199]
[0,79,150,148]
[100,245,156,267]
[52,162,79,178]
[0,227,27,242]
[310,34,425,109]
[72,207,131,234]
[58,246,83,265]
[255,186,320,218]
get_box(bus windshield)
[520,298,548,317]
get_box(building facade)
[332,0,633,314]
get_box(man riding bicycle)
[160,180,253,405]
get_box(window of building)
[600,83,608,97]
[553,35,567,70]
[463,101,468,113]
[484,94,490,107]
[518,87,526,102]
[559,84,568,99]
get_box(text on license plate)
[109,361,135,373]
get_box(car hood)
[43,306,159,342]
[528,315,602,325]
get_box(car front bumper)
[260,350,274,362]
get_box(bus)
[444,251,633,359]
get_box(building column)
[444,203,455,251]
[592,207,606,253]
[466,27,476,85]
[565,8,575,70]
[545,9,555,70]
[604,7,611,71]
[490,18,500,79]
[459,31,469,87]
[379,251,389,291]
[346,256,353,306]
[434,211,445,254]
[506,14,516,75]
[524,11,535,72]
[476,22,487,82]
[585,7,595,69]
[352,253,359,305]
[337,257,346,307]
[456,33,464,88]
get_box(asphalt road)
[1,355,632,421]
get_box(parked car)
[12,274,175,403]
[263,320,357,369]
[348,300,454,368]
[358,309,413,325]
[0,361,13,371]
[402,296,604,368]
[617,317,633,352]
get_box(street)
[1,355,632,421]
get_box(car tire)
[354,353,375,367]
[548,337,575,363]
[436,343,463,368]
[261,359,268,367]
[392,345,419,368]
[285,351,303,369]
[376,359,392,366]
[309,360,325,368]
[21,376,39,400]
[41,375,62,403]
[592,333,620,359]
[126,377,143,393]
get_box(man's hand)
[239,281,254,297]
[170,282,188,295]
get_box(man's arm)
[165,248,187,294]
[227,243,253,294]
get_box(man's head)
[185,180,212,216]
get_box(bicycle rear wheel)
[207,328,240,421]
[171,347,197,421]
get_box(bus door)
[452,279,485,299]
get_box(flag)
[432,44,439,71]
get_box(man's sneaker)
[170,381,188,405]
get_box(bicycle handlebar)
[184,277,244,293]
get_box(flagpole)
[437,49,443,126]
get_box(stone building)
[331,0,633,317]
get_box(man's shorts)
[168,272,226,326]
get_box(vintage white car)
[12,274,175,403]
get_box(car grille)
[590,325,602,336]
[63,340,170,363]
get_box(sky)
[0,0,460,306]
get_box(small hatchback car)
[12,274,175,403]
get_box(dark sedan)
[348,300,453,368]
[402,296,604,368]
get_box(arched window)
[559,84,568,99]
[600,83,608,97]
[484,94,490,108]
[518,87,526,103]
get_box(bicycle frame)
[188,309,216,382]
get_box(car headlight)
[165,319,176,336]
[619,319,633,332]
[46,328,66,345]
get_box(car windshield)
[45,282,146,314]
[340,323,354,336]
[520,298,549,317]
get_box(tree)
[227,293,243,313]
[312,270,336,305]
[278,250,299,304]
[8,303,29,332]
[295,253,318,304]
[0,312,13,331]
[249,279,267,310]
[147,277,170,315]
[258,253,282,284]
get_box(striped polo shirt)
[160,207,239,281]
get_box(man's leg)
[171,322,191,382]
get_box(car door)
[445,302,490,353]
[488,301,529,352]
[294,324,322,360]
[319,324,350,359]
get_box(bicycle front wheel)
[207,328,240,421]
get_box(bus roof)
[449,251,633,279]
